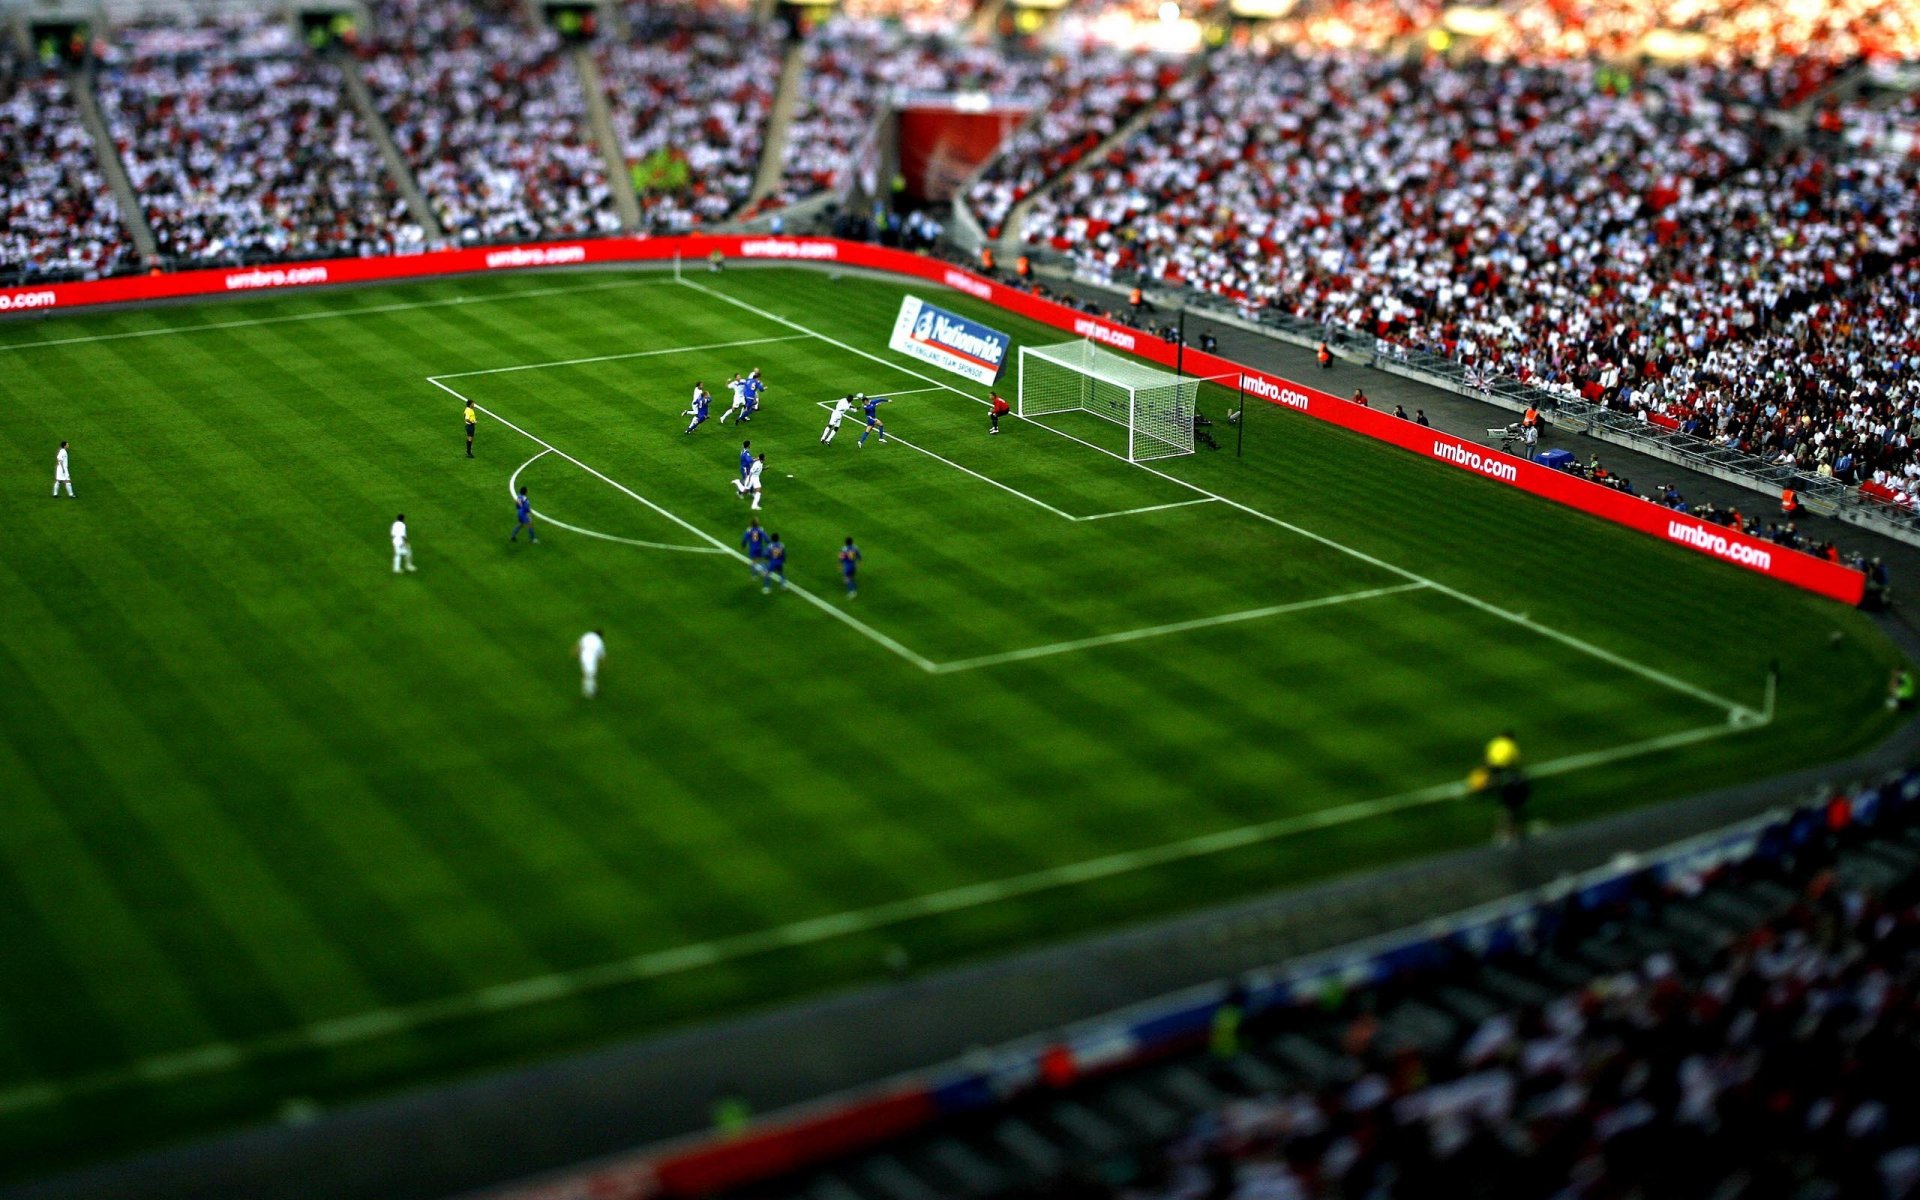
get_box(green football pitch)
[0,265,1902,1175]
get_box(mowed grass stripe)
[109,322,654,971]
[229,321,812,968]
[14,444,409,1026]
[183,309,894,998]
[0,700,1763,1118]
[96,327,710,997]
[0,673,191,1085]
[3,399,383,1051]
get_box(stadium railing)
[0,234,1866,604]
[1047,256,1920,548]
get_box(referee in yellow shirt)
[463,402,477,458]
[1478,730,1529,844]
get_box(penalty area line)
[506,450,727,555]
[0,709,1764,1116]
[1075,498,1220,522]
[933,582,1431,674]
[813,399,1075,520]
[682,277,1753,724]
[432,379,939,674]
[812,400,1216,524]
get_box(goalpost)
[1017,340,1201,461]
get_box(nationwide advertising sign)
[887,294,1011,385]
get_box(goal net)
[1017,340,1197,461]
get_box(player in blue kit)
[509,484,538,543]
[741,517,768,576]
[683,381,712,433]
[735,439,753,495]
[839,537,861,599]
[740,369,766,422]
[760,533,787,593]
[857,393,890,447]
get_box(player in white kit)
[719,374,748,424]
[52,440,73,497]
[732,452,766,509]
[821,394,854,444]
[390,513,417,573]
[576,629,606,698]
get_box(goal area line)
[811,398,1221,523]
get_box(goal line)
[1018,339,1236,463]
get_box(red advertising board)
[0,238,1865,604]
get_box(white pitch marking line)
[1010,406,1756,721]
[0,274,681,352]
[433,378,940,674]
[932,582,1430,674]
[0,710,1764,1114]
[822,398,1219,523]
[432,333,813,380]
[1075,498,1220,522]
[813,399,1075,520]
[506,450,727,555]
[682,277,1752,723]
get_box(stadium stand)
[770,21,1050,210]
[965,52,1182,237]
[1478,0,1918,79]
[1020,46,1920,514]
[95,15,426,268]
[0,46,132,282]
[840,0,969,37]
[595,0,780,230]
[655,769,1920,1200]
[359,0,618,242]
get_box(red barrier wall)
[897,105,1032,202]
[650,1087,936,1197]
[0,237,1865,604]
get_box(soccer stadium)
[3,0,1920,1195]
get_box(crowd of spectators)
[1623,258,1920,504]
[361,0,617,243]
[839,0,970,37]
[1481,0,1920,73]
[97,15,424,268]
[1098,801,1920,1200]
[1023,46,1920,508]
[966,53,1186,236]
[596,0,778,230]
[772,21,1049,208]
[0,47,131,282]
[1832,88,1920,159]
